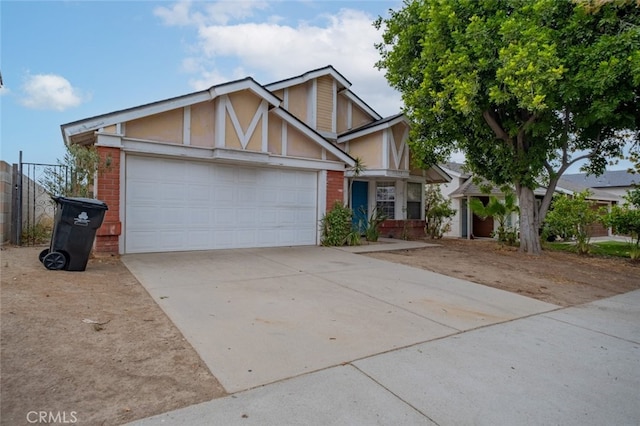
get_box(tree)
[41,143,110,198]
[469,191,519,244]
[542,191,601,255]
[375,0,640,254]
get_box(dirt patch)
[0,246,225,426]
[365,238,640,307]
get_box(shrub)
[543,191,601,255]
[320,203,353,246]
[603,189,640,260]
[364,207,387,242]
[424,185,455,239]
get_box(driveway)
[122,245,557,393]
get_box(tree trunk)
[517,185,542,255]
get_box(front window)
[376,182,395,219]
[406,182,422,219]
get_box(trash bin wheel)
[43,251,67,270]
[39,249,50,263]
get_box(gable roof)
[556,179,621,202]
[61,77,282,144]
[562,170,639,188]
[337,113,406,143]
[440,162,471,179]
[265,65,351,92]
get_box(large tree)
[375,0,640,254]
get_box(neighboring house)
[438,163,622,239]
[561,170,639,199]
[61,66,449,255]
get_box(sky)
[0,0,632,172]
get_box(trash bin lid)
[54,196,109,210]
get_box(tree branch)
[482,110,509,142]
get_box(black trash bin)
[39,197,108,271]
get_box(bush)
[425,185,455,239]
[363,207,387,242]
[543,191,601,255]
[603,189,640,260]
[320,203,353,246]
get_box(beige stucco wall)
[102,124,117,133]
[336,96,349,133]
[190,101,215,148]
[352,105,375,129]
[267,114,283,155]
[126,109,183,144]
[316,76,334,133]
[286,84,308,125]
[348,133,383,168]
[287,126,322,159]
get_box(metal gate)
[11,152,69,246]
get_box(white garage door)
[125,156,318,253]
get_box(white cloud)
[20,74,87,111]
[158,1,402,117]
[154,0,269,27]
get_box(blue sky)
[1,0,403,165]
[0,0,632,172]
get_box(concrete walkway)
[122,246,640,425]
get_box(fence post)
[11,162,21,245]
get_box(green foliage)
[375,0,640,253]
[363,207,387,242]
[543,191,601,254]
[469,192,519,245]
[603,189,640,260]
[41,144,110,198]
[320,203,353,246]
[424,185,456,239]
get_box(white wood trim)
[119,150,126,254]
[337,115,407,143]
[317,170,327,245]
[389,128,406,170]
[214,97,226,148]
[308,80,317,128]
[382,130,389,169]
[183,106,191,146]
[281,120,288,156]
[95,133,123,148]
[345,169,410,178]
[332,79,337,133]
[119,138,346,171]
[261,100,268,153]
[224,95,265,150]
[347,101,352,130]
[265,66,351,92]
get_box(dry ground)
[0,246,225,426]
[366,238,640,307]
[2,239,639,425]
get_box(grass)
[544,240,636,259]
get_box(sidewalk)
[127,289,640,425]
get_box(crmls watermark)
[26,411,78,424]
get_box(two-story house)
[61,66,449,254]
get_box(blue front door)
[351,181,368,232]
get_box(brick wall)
[379,219,425,240]
[326,170,345,211]
[95,147,121,254]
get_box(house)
[561,170,639,199]
[438,163,623,239]
[61,66,449,255]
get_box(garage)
[124,156,319,253]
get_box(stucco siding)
[351,105,375,129]
[267,115,283,155]
[286,84,309,125]
[190,101,215,148]
[287,126,322,159]
[224,114,243,150]
[336,96,349,133]
[316,76,334,133]
[126,109,183,144]
[348,134,382,168]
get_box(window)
[407,182,422,219]
[376,182,395,219]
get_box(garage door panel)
[125,156,319,253]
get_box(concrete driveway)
[122,245,557,393]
